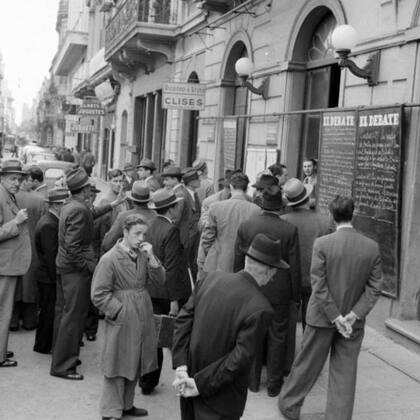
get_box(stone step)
[385,318,420,355]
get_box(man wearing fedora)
[122,162,138,190]
[172,233,289,420]
[234,186,301,397]
[102,182,157,252]
[278,196,383,420]
[137,159,160,192]
[0,159,30,367]
[139,188,191,395]
[33,188,69,354]
[192,159,214,205]
[201,172,260,273]
[51,167,102,380]
[282,178,331,329]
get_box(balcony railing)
[105,0,178,55]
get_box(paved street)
[1,323,420,420]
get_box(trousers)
[181,397,239,420]
[0,276,17,361]
[34,282,56,354]
[100,376,137,418]
[279,325,364,420]
[50,271,90,375]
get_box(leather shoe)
[0,359,17,367]
[123,406,148,417]
[76,359,82,366]
[50,371,84,380]
[86,333,96,341]
[141,386,154,395]
[102,417,121,420]
[6,350,14,358]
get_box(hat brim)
[44,199,67,203]
[127,192,151,203]
[286,184,314,207]
[148,196,183,210]
[160,172,182,178]
[68,178,91,192]
[0,169,27,175]
[245,249,290,270]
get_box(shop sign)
[79,97,105,116]
[162,82,206,111]
[70,124,98,133]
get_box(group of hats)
[127,181,182,210]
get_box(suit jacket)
[306,227,383,329]
[0,184,31,276]
[201,195,260,273]
[172,183,193,249]
[234,211,301,304]
[196,178,214,205]
[56,196,96,274]
[102,206,157,252]
[282,208,331,289]
[172,271,273,418]
[34,211,59,284]
[146,215,191,301]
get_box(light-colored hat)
[0,159,26,175]
[193,159,207,172]
[149,188,183,210]
[283,178,313,207]
[127,181,151,203]
[137,158,156,171]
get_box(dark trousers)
[139,298,170,390]
[249,302,290,392]
[279,325,364,420]
[10,302,38,330]
[84,301,99,336]
[181,397,239,420]
[34,282,56,354]
[301,287,312,331]
[188,232,200,283]
[50,271,90,375]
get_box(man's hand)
[333,315,352,338]
[172,366,189,396]
[179,378,199,398]
[139,241,153,256]
[169,301,180,317]
[343,311,359,327]
[15,209,28,225]
[110,185,127,208]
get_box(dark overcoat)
[91,242,165,380]
[234,211,301,303]
[172,271,273,418]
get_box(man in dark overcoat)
[92,214,165,420]
[139,189,191,394]
[33,188,69,354]
[50,167,98,380]
[0,160,30,367]
[234,186,301,397]
[172,234,289,420]
[278,196,383,420]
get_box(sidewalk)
[1,324,420,420]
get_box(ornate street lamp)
[235,57,269,100]
[331,24,381,87]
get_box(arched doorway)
[222,41,249,170]
[300,12,340,162]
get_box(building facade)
[49,0,420,346]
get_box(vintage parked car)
[35,160,75,189]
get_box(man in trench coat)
[172,234,290,420]
[92,214,165,420]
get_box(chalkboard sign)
[318,112,357,216]
[352,107,402,297]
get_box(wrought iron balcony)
[105,0,178,70]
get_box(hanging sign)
[79,97,105,116]
[162,82,206,111]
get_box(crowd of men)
[0,155,383,420]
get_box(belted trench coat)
[91,241,165,380]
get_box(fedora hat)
[260,186,284,211]
[193,159,207,172]
[45,188,70,203]
[127,181,151,203]
[252,173,278,190]
[65,167,91,192]
[246,233,290,270]
[137,158,156,171]
[149,188,183,210]
[283,178,313,207]
[182,167,199,184]
[123,162,135,172]
[0,159,26,175]
[160,166,183,178]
